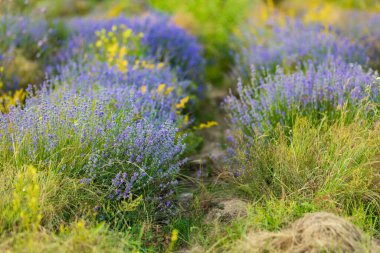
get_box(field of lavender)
[0,0,380,252]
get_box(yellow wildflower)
[197,121,218,129]
[176,96,189,109]
[123,29,132,39]
[171,229,179,242]
[183,114,189,125]
[95,40,103,48]
[107,43,119,58]
[157,83,166,93]
[76,220,86,230]
[164,87,174,95]
[117,59,128,73]
[141,85,147,94]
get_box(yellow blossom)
[164,87,174,95]
[176,96,189,109]
[197,121,218,129]
[95,40,103,48]
[157,83,166,93]
[141,85,147,94]
[183,114,189,125]
[123,29,132,39]
[171,229,179,242]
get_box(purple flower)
[236,19,369,78]
[225,57,379,136]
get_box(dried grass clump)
[237,212,379,253]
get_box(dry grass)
[236,212,379,253]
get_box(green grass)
[148,0,258,84]
[230,114,380,211]
[182,107,380,252]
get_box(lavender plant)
[336,11,380,70]
[0,15,68,90]
[225,57,379,139]
[0,76,186,218]
[235,19,369,78]
[0,17,196,219]
[57,13,204,82]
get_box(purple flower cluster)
[0,16,47,89]
[57,13,204,82]
[336,11,380,69]
[0,15,68,89]
[0,12,203,216]
[0,72,186,213]
[53,60,186,124]
[0,15,50,52]
[235,19,369,78]
[225,58,379,136]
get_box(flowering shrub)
[0,16,50,54]
[58,13,204,82]
[0,78,186,216]
[0,12,201,220]
[235,19,369,78]
[0,15,67,88]
[336,11,380,69]
[225,58,379,138]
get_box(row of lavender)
[0,14,204,219]
[225,14,380,164]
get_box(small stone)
[178,192,193,203]
[206,199,248,223]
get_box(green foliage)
[0,164,98,232]
[1,166,42,232]
[149,0,257,84]
[0,220,140,253]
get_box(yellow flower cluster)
[10,166,42,231]
[140,83,174,96]
[93,25,165,74]
[133,60,165,71]
[176,96,189,109]
[0,89,27,113]
[167,229,179,252]
[94,25,143,73]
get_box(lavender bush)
[0,70,186,216]
[225,57,379,138]
[336,11,380,70]
[57,13,204,82]
[0,15,67,90]
[0,13,200,219]
[235,19,369,78]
